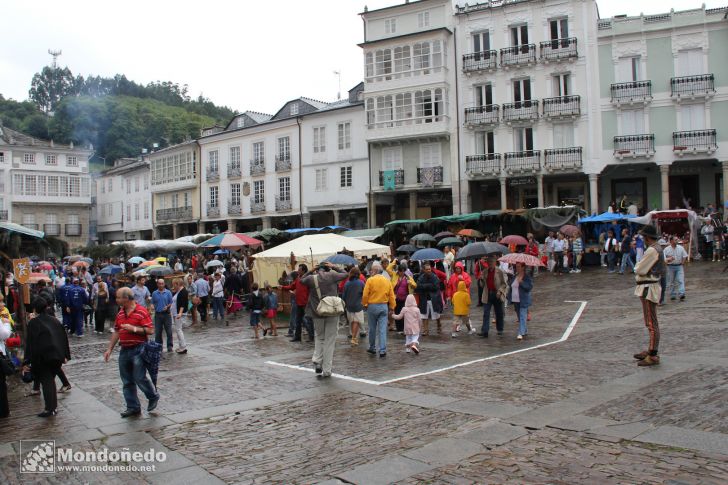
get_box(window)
[126,205,131,221]
[337,122,351,150]
[365,52,374,78]
[68,177,80,197]
[514,127,534,151]
[108,179,112,192]
[552,123,575,147]
[144,201,149,219]
[395,93,413,124]
[100,179,105,193]
[209,186,218,207]
[184,192,189,208]
[253,180,265,204]
[135,176,140,192]
[420,143,440,168]
[315,168,328,191]
[22,213,35,227]
[417,11,430,28]
[230,183,241,205]
[313,127,326,153]
[100,205,105,217]
[553,73,571,97]
[172,193,179,208]
[48,176,59,196]
[0,152,4,163]
[618,56,641,82]
[475,131,496,154]
[376,95,394,125]
[384,18,396,34]
[549,18,569,40]
[278,136,290,160]
[290,103,299,116]
[393,46,412,75]
[366,98,375,125]
[253,141,265,163]
[375,49,392,78]
[67,214,79,225]
[45,154,57,165]
[510,24,529,46]
[513,79,532,102]
[126,178,131,194]
[678,49,703,76]
[236,117,245,128]
[135,203,140,221]
[413,42,431,71]
[621,109,645,135]
[414,88,443,122]
[23,153,35,164]
[209,150,219,172]
[473,31,490,53]
[45,213,57,225]
[143,174,148,189]
[681,103,706,131]
[67,156,78,167]
[475,84,493,106]
[279,177,291,201]
[340,166,352,188]
[230,146,241,168]
[382,147,403,171]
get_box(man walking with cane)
[632,225,665,366]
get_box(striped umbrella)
[498,253,545,267]
[198,231,264,250]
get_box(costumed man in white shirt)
[632,225,665,367]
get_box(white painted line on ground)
[267,300,588,386]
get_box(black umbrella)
[396,244,419,253]
[456,242,510,260]
[410,233,436,244]
[437,237,465,248]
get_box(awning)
[426,212,482,224]
[577,212,636,224]
[0,221,45,239]
[343,228,384,241]
[384,219,426,228]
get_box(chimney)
[69,141,74,149]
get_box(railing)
[673,129,717,153]
[465,154,501,176]
[540,37,578,61]
[614,134,655,158]
[227,163,241,178]
[504,151,540,173]
[156,207,193,222]
[250,160,265,176]
[462,50,498,72]
[610,81,652,104]
[500,44,537,67]
[670,74,715,98]
[275,196,292,211]
[206,167,219,182]
[251,201,266,213]
[542,95,580,118]
[464,105,499,126]
[23,224,40,230]
[65,224,82,236]
[502,100,539,123]
[416,166,444,185]
[544,147,583,171]
[0,210,7,221]
[206,203,220,218]
[378,169,405,187]
[43,223,61,236]
[275,154,292,172]
[227,201,242,216]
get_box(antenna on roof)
[48,49,62,68]
[333,70,341,100]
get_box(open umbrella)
[147,266,173,277]
[322,254,358,266]
[72,260,90,268]
[35,262,53,271]
[99,265,123,276]
[433,231,455,240]
[410,233,436,244]
[154,257,168,263]
[411,248,446,261]
[500,235,529,246]
[559,225,580,236]
[66,254,84,263]
[456,242,509,260]
[128,256,146,264]
[79,257,93,264]
[206,260,224,269]
[498,253,545,267]
[198,231,264,250]
[28,273,52,284]
[138,261,158,268]
[437,237,464,248]
[213,249,230,255]
[458,229,484,238]
[396,244,419,253]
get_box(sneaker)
[406,347,411,353]
[58,385,72,393]
[455,324,461,332]
[469,328,477,335]
[314,363,323,374]
[633,351,648,360]
[451,332,458,338]
[479,333,488,338]
[516,334,523,340]
[359,332,367,338]
[637,355,660,366]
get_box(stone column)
[722,161,728,221]
[262,216,272,230]
[659,164,670,210]
[198,221,205,234]
[227,219,236,233]
[302,212,311,228]
[332,209,340,226]
[536,174,544,208]
[367,193,376,228]
[409,192,418,219]
[172,224,180,240]
[499,177,508,210]
[588,174,599,215]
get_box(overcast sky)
[0,0,723,115]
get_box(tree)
[28,66,81,113]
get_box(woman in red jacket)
[446,262,472,301]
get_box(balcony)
[251,201,266,213]
[610,81,652,105]
[462,50,498,73]
[378,169,405,188]
[613,134,655,159]
[250,160,265,176]
[504,151,540,174]
[275,154,292,172]
[465,154,501,177]
[206,203,220,218]
[416,166,444,186]
[275,196,292,212]
[366,116,450,142]
[500,44,537,68]
[542,95,580,119]
[43,223,61,236]
[672,130,717,155]
[0,210,7,221]
[670,74,715,101]
[206,167,219,182]
[544,147,583,172]
[156,207,193,222]
[227,163,241,178]
[464,105,499,127]
[502,100,539,124]
[540,37,578,62]
[65,224,82,237]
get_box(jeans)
[154,312,174,350]
[173,315,186,350]
[482,290,504,335]
[607,252,617,272]
[288,302,298,335]
[666,265,685,297]
[513,302,529,336]
[294,305,314,340]
[118,345,158,412]
[572,253,582,271]
[312,316,339,375]
[619,254,635,274]
[367,303,389,354]
[212,296,225,319]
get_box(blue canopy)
[578,212,637,224]
[285,228,322,233]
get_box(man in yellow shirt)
[362,262,396,357]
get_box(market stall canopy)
[252,234,390,286]
[0,221,44,238]
[426,213,482,224]
[577,212,637,224]
[343,228,384,241]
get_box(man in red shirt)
[104,287,159,418]
[281,264,314,342]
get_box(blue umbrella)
[98,265,123,276]
[80,257,94,264]
[323,254,358,266]
[411,248,446,261]
[128,256,146,264]
[213,249,230,255]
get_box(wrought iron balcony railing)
[462,50,498,72]
[206,203,220,218]
[542,95,580,119]
[275,196,292,211]
[544,147,583,171]
[540,37,578,61]
[206,168,219,182]
[156,207,193,222]
[250,201,266,213]
[250,160,265,176]
[275,154,292,172]
[500,44,537,67]
[464,105,499,126]
[502,100,539,123]
[610,81,652,104]
[227,163,241,178]
[613,134,655,158]
[378,169,405,187]
[670,74,715,99]
[416,166,444,185]
[465,154,501,176]
[228,201,242,216]
[672,129,717,154]
[504,150,540,173]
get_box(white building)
[0,123,93,248]
[96,158,153,241]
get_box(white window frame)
[382,147,403,171]
[290,103,299,116]
[135,203,140,221]
[337,122,351,150]
[419,143,441,168]
[229,146,241,169]
[384,18,396,34]
[209,150,219,172]
[513,127,535,152]
[313,126,326,153]
[209,186,218,208]
[417,11,430,28]
[315,168,328,191]
[279,177,291,201]
[45,154,57,166]
[144,201,149,219]
[23,153,35,164]
[253,180,265,204]
[278,136,290,160]
[553,73,570,97]
[67,156,78,167]
[236,117,245,128]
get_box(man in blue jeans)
[663,236,688,301]
[151,279,174,351]
[104,287,159,418]
[362,262,396,357]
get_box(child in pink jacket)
[393,294,421,354]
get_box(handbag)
[313,275,345,317]
[0,352,15,376]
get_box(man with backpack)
[64,278,89,337]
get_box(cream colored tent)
[252,233,390,286]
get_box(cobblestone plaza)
[1,264,726,484]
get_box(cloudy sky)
[0,0,723,114]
